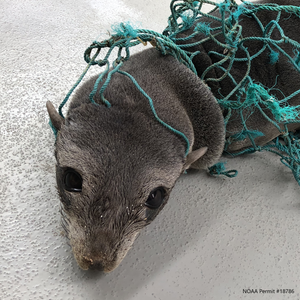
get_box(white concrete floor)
[1,0,300,299]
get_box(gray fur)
[47,0,300,272]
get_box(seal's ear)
[183,147,208,170]
[46,101,64,131]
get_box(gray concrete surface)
[1,0,300,299]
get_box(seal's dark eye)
[145,187,166,209]
[64,169,82,192]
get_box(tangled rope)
[163,0,300,181]
[53,0,300,184]
[53,23,194,156]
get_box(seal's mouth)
[72,236,136,272]
[68,215,143,272]
[76,254,120,272]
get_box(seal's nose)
[81,256,104,271]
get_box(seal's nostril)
[82,256,94,267]
[82,256,105,271]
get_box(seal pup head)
[47,101,206,272]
